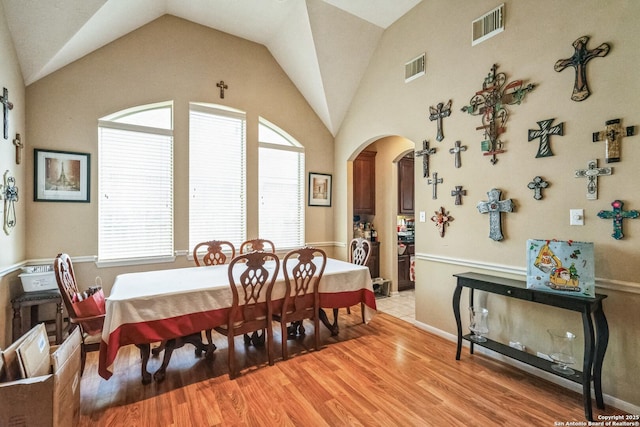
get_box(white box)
[19,271,58,292]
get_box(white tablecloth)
[99,258,375,379]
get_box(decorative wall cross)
[1,87,13,139]
[451,185,466,205]
[477,188,514,241]
[528,118,564,158]
[574,159,612,200]
[597,200,639,240]
[216,80,228,99]
[429,100,452,141]
[527,176,549,200]
[414,139,436,178]
[554,36,610,102]
[431,207,453,238]
[448,140,467,168]
[13,133,23,165]
[427,172,443,200]
[592,118,636,163]
[461,64,535,165]
[2,170,18,235]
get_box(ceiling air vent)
[472,3,504,46]
[405,53,425,83]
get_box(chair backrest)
[349,238,371,266]
[193,240,236,266]
[54,253,80,318]
[227,251,280,332]
[282,247,327,319]
[239,238,276,254]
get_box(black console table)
[452,272,608,421]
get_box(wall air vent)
[405,53,425,83]
[472,3,504,46]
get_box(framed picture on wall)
[34,149,90,202]
[308,172,332,207]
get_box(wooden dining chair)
[273,247,327,360]
[54,253,105,375]
[214,251,280,378]
[239,238,276,254]
[333,238,371,325]
[193,240,236,266]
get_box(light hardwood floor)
[79,308,625,426]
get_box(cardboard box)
[0,326,81,427]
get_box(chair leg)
[137,343,152,385]
[227,334,236,379]
[361,302,365,324]
[280,321,288,361]
[153,339,176,382]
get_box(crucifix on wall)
[592,118,636,163]
[574,159,612,200]
[554,35,610,102]
[414,139,436,178]
[528,118,564,158]
[427,172,443,200]
[477,188,514,241]
[597,200,639,240]
[13,133,23,165]
[1,87,13,140]
[451,185,466,205]
[216,80,228,99]
[429,100,452,142]
[448,140,467,168]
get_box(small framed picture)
[308,172,332,207]
[34,149,90,202]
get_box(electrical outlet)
[419,211,426,222]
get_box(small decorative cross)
[597,200,639,240]
[592,118,636,163]
[431,206,453,238]
[477,188,514,241]
[414,139,436,178]
[554,36,610,102]
[451,185,466,205]
[2,170,18,235]
[216,80,228,99]
[427,172,443,200]
[12,133,23,165]
[448,140,467,168]
[429,100,452,141]
[528,118,564,158]
[574,159,612,200]
[1,87,13,139]
[527,176,549,200]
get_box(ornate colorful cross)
[216,80,228,99]
[527,176,549,200]
[414,139,436,178]
[449,140,467,168]
[1,87,13,140]
[528,118,564,158]
[451,185,466,205]
[597,200,639,240]
[431,206,453,238]
[574,159,612,200]
[429,100,452,141]
[461,64,535,165]
[477,188,514,241]
[592,118,636,163]
[554,36,610,102]
[427,172,443,200]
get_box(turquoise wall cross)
[597,200,639,240]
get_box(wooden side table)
[11,289,64,344]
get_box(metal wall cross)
[527,176,549,200]
[427,172,443,200]
[451,185,466,205]
[2,170,18,235]
[13,133,23,165]
[554,36,610,102]
[574,159,612,200]
[429,100,452,141]
[597,200,639,240]
[528,118,564,158]
[476,188,514,241]
[448,140,467,168]
[414,139,436,178]
[1,87,13,139]
[592,118,636,163]
[216,80,228,99]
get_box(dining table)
[98,257,376,381]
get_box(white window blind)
[258,119,305,249]
[189,104,246,251]
[98,104,174,263]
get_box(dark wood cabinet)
[366,241,380,279]
[398,244,414,291]
[398,155,414,214]
[353,151,376,215]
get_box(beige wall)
[336,0,640,408]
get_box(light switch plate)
[419,211,426,222]
[570,209,584,226]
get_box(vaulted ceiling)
[1,0,421,135]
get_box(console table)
[452,272,608,421]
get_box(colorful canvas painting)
[526,239,595,298]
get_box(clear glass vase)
[469,307,489,343]
[548,329,576,375]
